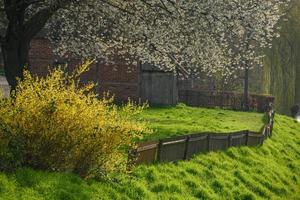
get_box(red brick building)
[28,37,177,105]
[28,37,138,102]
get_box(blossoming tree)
[0,0,289,95]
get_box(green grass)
[138,104,265,141]
[0,111,300,200]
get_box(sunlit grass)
[138,104,264,141]
[0,111,299,199]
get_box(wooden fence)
[178,89,275,113]
[130,109,275,165]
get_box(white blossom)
[0,0,290,79]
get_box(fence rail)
[178,89,275,113]
[130,109,275,165]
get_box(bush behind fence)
[130,109,275,165]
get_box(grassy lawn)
[0,111,299,200]
[138,104,265,141]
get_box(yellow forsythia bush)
[0,61,148,178]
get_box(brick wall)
[98,63,139,102]
[28,38,140,103]
[29,38,54,77]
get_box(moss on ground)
[0,109,299,200]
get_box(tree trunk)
[243,68,249,111]
[1,36,30,90]
[1,2,31,91]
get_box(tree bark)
[1,1,65,91]
[1,35,30,90]
[1,0,29,91]
[243,68,249,111]
[0,0,74,91]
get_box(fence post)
[157,140,163,162]
[228,135,232,147]
[207,134,211,151]
[127,149,138,169]
[183,136,190,160]
[263,125,268,140]
[269,122,273,137]
[245,131,249,145]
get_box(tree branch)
[22,0,73,40]
[139,0,173,16]
[167,53,189,78]
[159,0,174,15]
[150,43,189,78]
[0,0,43,12]
[99,0,134,15]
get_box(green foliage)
[0,61,148,178]
[0,113,299,199]
[137,104,264,141]
[262,1,300,114]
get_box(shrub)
[0,61,148,179]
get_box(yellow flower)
[0,61,148,178]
